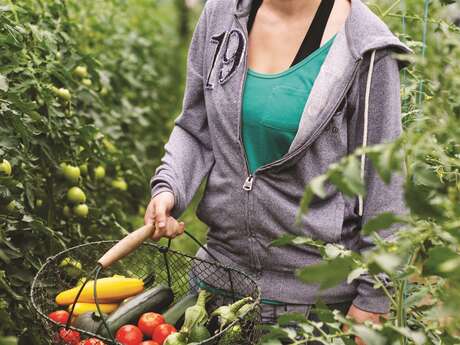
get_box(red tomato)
[140,342,159,345]
[79,339,106,345]
[115,324,143,345]
[152,324,176,345]
[138,312,165,337]
[48,310,70,325]
[59,328,81,345]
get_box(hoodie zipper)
[234,14,254,191]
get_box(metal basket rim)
[30,240,262,345]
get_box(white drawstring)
[358,49,376,217]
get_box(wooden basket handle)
[97,223,156,268]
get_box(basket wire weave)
[30,238,262,345]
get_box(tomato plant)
[0,0,183,343]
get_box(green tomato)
[100,87,109,96]
[0,159,12,176]
[63,205,72,218]
[67,187,86,204]
[59,257,82,270]
[35,199,43,207]
[51,86,71,101]
[79,163,88,176]
[102,138,117,153]
[5,201,19,214]
[74,65,88,78]
[82,78,92,86]
[138,205,146,217]
[111,178,128,191]
[94,166,106,180]
[63,165,80,183]
[73,204,89,218]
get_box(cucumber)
[98,284,173,337]
[163,293,198,328]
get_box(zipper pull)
[243,175,254,191]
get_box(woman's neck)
[262,0,322,18]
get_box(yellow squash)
[69,302,119,315]
[56,276,144,305]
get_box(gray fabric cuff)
[352,281,391,314]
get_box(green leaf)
[270,234,297,247]
[423,247,460,279]
[351,325,386,345]
[347,267,367,284]
[296,257,355,289]
[372,253,401,274]
[362,212,402,235]
[277,312,307,327]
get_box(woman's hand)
[343,304,388,345]
[144,191,185,241]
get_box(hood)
[233,0,413,65]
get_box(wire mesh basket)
[30,227,262,345]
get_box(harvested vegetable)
[98,284,174,338]
[188,325,211,342]
[180,289,209,334]
[115,324,143,345]
[73,312,107,333]
[55,276,144,305]
[68,302,118,315]
[163,293,197,327]
[217,324,244,345]
[138,312,165,337]
[236,301,256,318]
[152,323,177,345]
[210,297,253,331]
[48,310,70,325]
[163,331,187,345]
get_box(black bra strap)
[247,0,262,34]
[291,0,335,66]
[247,0,335,68]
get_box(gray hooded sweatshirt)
[150,0,413,314]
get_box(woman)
[144,0,412,337]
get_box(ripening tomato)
[78,338,106,345]
[138,312,165,337]
[48,310,70,325]
[59,328,81,345]
[152,324,176,345]
[115,325,143,345]
[140,342,159,345]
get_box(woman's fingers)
[151,216,185,241]
[144,198,156,226]
[144,191,184,241]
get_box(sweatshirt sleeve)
[150,3,215,220]
[347,48,410,314]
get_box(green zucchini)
[98,283,173,337]
[163,293,198,328]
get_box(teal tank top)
[241,33,337,174]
